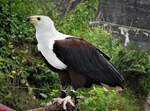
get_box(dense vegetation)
[0,0,150,110]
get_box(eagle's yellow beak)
[26,16,39,25]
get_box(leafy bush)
[0,0,59,110]
[113,49,150,99]
[79,87,140,111]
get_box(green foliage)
[79,87,140,111]
[0,0,150,110]
[0,79,40,111]
[57,0,99,34]
[113,49,150,98]
[0,0,59,110]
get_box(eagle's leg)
[68,70,87,111]
[69,88,80,111]
[53,83,75,110]
[58,71,71,98]
[55,87,78,110]
[59,88,67,98]
[69,89,77,102]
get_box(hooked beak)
[26,16,39,25]
[26,16,31,22]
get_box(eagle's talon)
[51,96,75,110]
[52,98,63,106]
[63,96,74,110]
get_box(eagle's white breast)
[36,33,68,70]
[34,16,70,70]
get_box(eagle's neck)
[36,24,67,44]
[35,25,70,53]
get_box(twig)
[89,20,150,33]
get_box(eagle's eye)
[37,17,41,21]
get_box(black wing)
[53,38,125,87]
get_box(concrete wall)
[94,0,150,50]
[100,0,150,29]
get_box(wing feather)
[53,38,125,87]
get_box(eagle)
[27,15,125,109]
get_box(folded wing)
[53,38,125,87]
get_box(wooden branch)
[0,104,15,111]
[28,98,75,111]
[0,97,75,111]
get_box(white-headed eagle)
[27,15,125,108]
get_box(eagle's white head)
[27,15,57,34]
[27,15,69,44]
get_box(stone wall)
[93,0,150,50]
[100,0,150,29]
